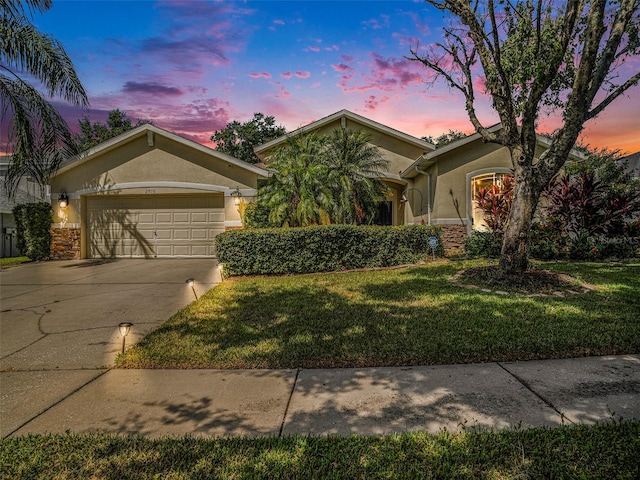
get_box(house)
[254,109,436,227]
[49,125,267,259]
[1,158,46,258]
[47,110,581,259]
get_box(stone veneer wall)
[440,224,467,252]
[50,228,81,260]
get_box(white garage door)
[86,195,225,258]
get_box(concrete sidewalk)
[5,355,639,438]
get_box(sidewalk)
[4,355,639,438]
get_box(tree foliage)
[543,149,640,239]
[259,129,390,228]
[474,175,514,232]
[410,0,640,272]
[260,133,333,227]
[1,0,88,197]
[422,129,467,148]
[75,109,152,151]
[211,112,286,164]
[325,129,390,224]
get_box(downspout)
[414,164,431,225]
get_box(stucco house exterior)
[46,109,582,259]
[49,124,267,259]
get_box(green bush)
[215,224,444,276]
[12,202,52,261]
[528,223,566,260]
[463,231,503,258]
[242,202,279,229]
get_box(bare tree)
[410,0,640,273]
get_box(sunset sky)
[16,0,640,154]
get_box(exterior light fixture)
[230,187,242,206]
[58,190,69,208]
[186,278,198,300]
[118,322,133,353]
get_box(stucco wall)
[50,132,260,226]
[431,142,512,223]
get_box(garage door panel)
[155,212,172,223]
[191,229,208,240]
[87,194,225,258]
[173,229,189,240]
[173,212,190,223]
[191,245,209,256]
[191,212,208,223]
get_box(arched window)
[470,172,513,230]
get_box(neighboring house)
[49,125,267,259]
[47,110,585,259]
[1,158,46,258]
[621,151,640,177]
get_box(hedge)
[463,229,639,261]
[215,224,444,276]
[12,202,53,261]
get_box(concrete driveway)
[0,259,221,437]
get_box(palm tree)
[1,0,88,197]
[260,133,333,227]
[325,129,390,224]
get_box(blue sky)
[21,0,640,153]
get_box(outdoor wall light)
[186,278,198,300]
[230,187,242,206]
[118,322,133,353]
[58,190,69,208]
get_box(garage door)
[86,195,225,258]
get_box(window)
[373,201,392,226]
[471,172,512,230]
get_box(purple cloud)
[295,71,311,79]
[281,72,292,79]
[249,72,272,79]
[123,82,183,96]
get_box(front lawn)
[0,256,29,268]
[117,260,640,369]
[2,422,638,479]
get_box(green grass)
[0,256,29,267]
[117,260,640,369]
[2,422,638,479]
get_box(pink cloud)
[307,46,320,52]
[273,19,285,25]
[341,55,354,62]
[281,72,292,79]
[364,95,391,111]
[273,85,291,100]
[324,45,340,52]
[331,63,354,73]
[249,72,272,79]
[362,15,390,30]
[335,52,424,94]
[295,71,311,79]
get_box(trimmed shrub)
[215,224,444,276]
[463,231,503,258]
[242,202,279,229]
[12,202,53,261]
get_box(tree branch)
[587,71,640,120]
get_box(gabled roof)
[54,124,268,177]
[254,109,436,155]
[401,124,587,178]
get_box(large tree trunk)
[499,155,540,274]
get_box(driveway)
[0,259,221,437]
